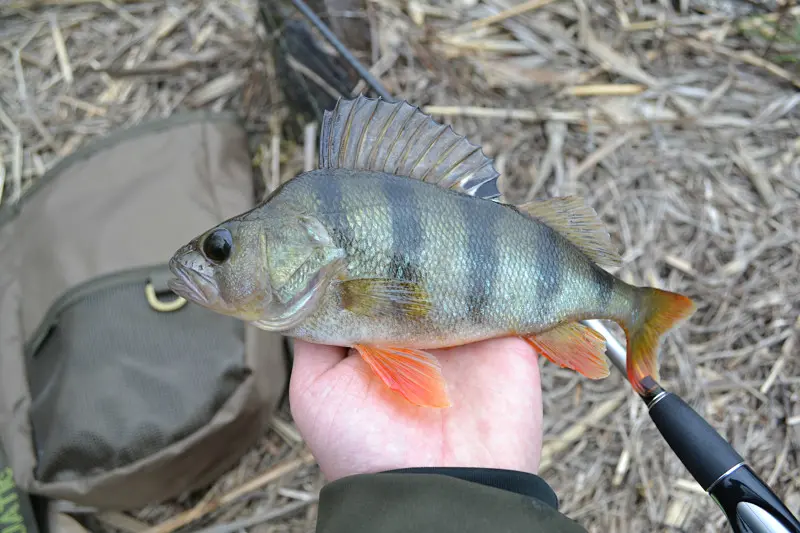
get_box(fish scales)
[273,169,623,348]
[169,95,697,407]
[408,170,473,329]
[380,170,423,283]
[459,181,497,325]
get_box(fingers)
[290,339,349,381]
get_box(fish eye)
[201,228,233,263]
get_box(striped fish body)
[270,168,628,350]
[168,95,696,409]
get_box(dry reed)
[1,0,798,531]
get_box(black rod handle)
[647,390,744,490]
[647,389,800,533]
[709,464,800,533]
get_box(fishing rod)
[273,3,800,530]
[584,319,800,533]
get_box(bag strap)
[0,445,43,533]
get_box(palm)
[289,337,544,482]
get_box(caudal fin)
[623,287,696,395]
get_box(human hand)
[288,337,544,482]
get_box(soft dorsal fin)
[319,95,502,200]
[518,196,622,268]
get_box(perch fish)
[168,95,697,408]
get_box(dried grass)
[2,0,799,532]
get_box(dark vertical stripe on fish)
[383,178,422,283]
[461,197,498,322]
[310,174,354,250]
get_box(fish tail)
[621,287,696,395]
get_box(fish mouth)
[168,259,213,306]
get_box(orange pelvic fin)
[521,322,610,379]
[623,288,696,395]
[353,344,452,408]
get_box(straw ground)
[1,0,798,531]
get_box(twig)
[422,105,793,130]
[58,95,107,116]
[663,496,693,529]
[624,13,732,32]
[278,487,317,501]
[581,21,659,87]
[438,37,533,53]
[48,12,73,86]
[143,450,316,533]
[730,139,777,206]
[759,354,786,394]
[674,478,706,495]
[286,55,344,100]
[0,106,21,205]
[10,133,22,204]
[192,499,318,533]
[526,120,566,201]
[539,392,626,472]
[271,134,281,192]
[407,0,459,25]
[6,0,148,6]
[0,152,5,207]
[612,447,631,487]
[663,256,698,278]
[185,72,246,107]
[99,0,145,29]
[463,0,557,30]
[97,52,226,77]
[95,511,149,533]
[270,416,304,446]
[770,136,800,177]
[684,37,800,90]
[564,84,646,96]
[766,434,791,487]
[568,129,641,182]
[303,122,317,172]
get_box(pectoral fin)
[521,323,610,379]
[353,344,451,408]
[339,278,432,319]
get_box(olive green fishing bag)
[0,112,289,510]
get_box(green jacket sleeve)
[315,467,588,533]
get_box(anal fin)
[353,344,451,408]
[521,323,610,379]
[517,196,621,268]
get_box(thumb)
[289,339,348,390]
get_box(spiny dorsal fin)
[518,196,622,268]
[319,95,502,200]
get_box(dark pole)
[287,0,394,101]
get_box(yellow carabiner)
[145,282,187,312]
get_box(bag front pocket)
[24,265,250,485]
